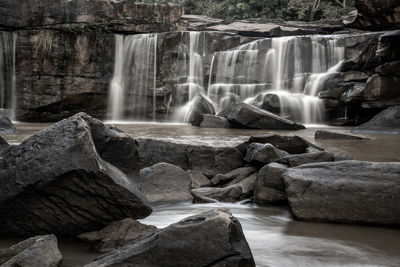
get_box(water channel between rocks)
[0,122,399,266]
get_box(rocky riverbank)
[0,112,398,266]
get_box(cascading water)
[0,31,17,120]
[108,33,157,121]
[172,32,208,122]
[208,35,345,124]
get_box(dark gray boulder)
[280,151,334,167]
[224,102,305,130]
[376,60,400,75]
[188,170,212,189]
[199,114,230,128]
[247,134,323,154]
[254,163,287,204]
[84,209,255,267]
[77,218,158,252]
[0,112,152,237]
[352,106,400,134]
[362,74,400,108]
[283,161,400,225]
[191,173,257,203]
[133,162,193,204]
[0,235,62,267]
[315,130,369,140]
[0,136,10,152]
[187,94,216,126]
[136,139,244,176]
[245,143,289,166]
[0,115,16,134]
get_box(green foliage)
[138,0,354,21]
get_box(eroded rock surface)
[84,209,255,267]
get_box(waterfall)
[0,31,17,120]
[172,32,208,122]
[108,34,157,121]
[208,35,345,124]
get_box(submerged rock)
[133,162,193,204]
[0,113,152,237]
[191,173,257,203]
[315,130,369,140]
[84,209,255,267]
[254,163,287,204]
[77,218,158,252]
[279,151,334,167]
[283,161,400,225]
[0,115,16,134]
[352,106,400,134]
[224,102,305,130]
[0,235,62,267]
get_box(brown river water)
[0,122,399,266]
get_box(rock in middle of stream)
[0,112,152,237]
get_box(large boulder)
[352,106,400,134]
[133,162,193,204]
[187,94,216,126]
[224,102,305,130]
[0,113,152,237]
[84,209,255,267]
[283,161,400,225]
[279,151,334,167]
[361,74,400,108]
[0,115,16,134]
[343,0,400,30]
[136,139,244,176]
[314,130,369,140]
[254,163,287,204]
[0,235,62,267]
[77,218,158,252]
[0,1,184,32]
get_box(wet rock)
[188,170,212,189]
[352,106,400,134]
[247,134,323,154]
[343,0,400,30]
[211,166,257,186]
[362,74,400,108]
[254,163,287,204]
[187,94,216,126]
[280,151,334,167]
[315,130,369,140]
[0,113,152,237]
[0,235,62,267]
[376,31,400,61]
[200,114,230,128]
[224,102,305,130]
[191,174,257,203]
[136,139,244,176]
[283,161,400,225]
[133,162,193,204]
[0,115,16,134]
[77,218,158,252]
[340,83,366,103]
[245,143,289,166]
[84,209,255,267]
[376,60,400,76]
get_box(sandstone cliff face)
[343,0,400,30]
